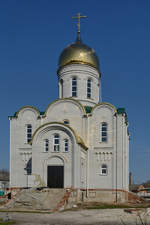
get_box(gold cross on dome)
[72,13,87,34]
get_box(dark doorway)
[47,166,64,188]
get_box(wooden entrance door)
[47,166,64,188]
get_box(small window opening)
[101,164,107,175]
[27,124,32,143]
[64,120,69,125]
[54,134,60,152]
[101,122,107,142]
[45,139,49,152]
[72,77,77,97]
[64,139,69,152]
[87,79,91,98]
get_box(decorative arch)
[45,155,68,164]
[44,98,86,117]
[91,102,117,114]
[15,105,40,118]
[30,122,88,150]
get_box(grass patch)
[69,202,150,210]
[0,210,51,214]
[0,218,15,225]
[84,204,132,209]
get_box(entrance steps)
[4,188,66,211]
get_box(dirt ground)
[1,208,150,225]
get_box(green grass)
[74,202,150,210]
[0,218,15,225]
[84,204,132,209]
[0,209,51,214]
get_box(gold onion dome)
[58,36,100,72]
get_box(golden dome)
[58,37,100,72]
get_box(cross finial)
[72,13,87,41]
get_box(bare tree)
[0,169,9,181]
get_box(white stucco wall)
[58,64,100,106]
[9,62,129,192]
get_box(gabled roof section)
[44,98,86,116]
[91,102,117,114]
[11,105,41,118]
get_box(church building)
[9,15,129,199]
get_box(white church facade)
[9,19,129,198]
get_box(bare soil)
[0,208,150,225]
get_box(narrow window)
[26,158,32,175]
[60,79,63,98]
[101,122,107,142]
[64,119,69,125]
[54,134,59,152]
[64,139,69,152]
[45,139,49,152]
[72,77,77,97]
[87,79,91,98]
[27,124,32,143]
[101,164,108,175]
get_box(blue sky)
[0,0,150,184]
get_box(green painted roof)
[84,106,93,114]
[117,108,126,114]
[14,112,17,117]
[40,111,45,115]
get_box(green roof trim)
[84,106,93,114]
[40,111,45,115]
[117,108,126,114]
[14,112,17,117]
[117,108,128,125]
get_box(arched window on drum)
[72,77,77,97]
[87,79,91,98]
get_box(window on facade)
[87,79,91,98]
[60,79,63,98]
[26,158,32,175]
[64,119,69,125]
[45,139,49,152]
[72,77,77,97]
[54,134,60,152]
[101,122,107,142]
[101,164,107,175]
[64,139,69,152]
[27,124,32,143]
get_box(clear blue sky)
[0,0,150,184]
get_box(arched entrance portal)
[47,156,64,188]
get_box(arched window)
[87,79,91,98]
[27,124,32,143]
[54,134,59,152]
[72,77,77,97]
[101,164,108,175]
[64,139,69,152]
[45,139,49,152]
[101,122,107,142]
[60,79,63,98]
[25,158,32,175]
[64,119,69,125]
